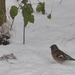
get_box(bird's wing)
[55,52,64,58]
[63,54,73,60]
[55,51,73,60]
[54,51,67,60]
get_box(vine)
[10,0,51,44]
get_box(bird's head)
[50,44,59,52]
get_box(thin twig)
[60,0,62,4]
[0,53,17,64]
[23,25,25,44]
[51,0,54,14]
[6,59,16,64]
[10,19,14,30]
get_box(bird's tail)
[70,58,75,61]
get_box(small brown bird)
[50,44,75,64]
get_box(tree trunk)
[0,0,6,26]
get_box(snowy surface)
[0,0,75,75]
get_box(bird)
[50,44,75,64]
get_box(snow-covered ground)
[0,0,75,75]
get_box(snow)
[0,0,75,75]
